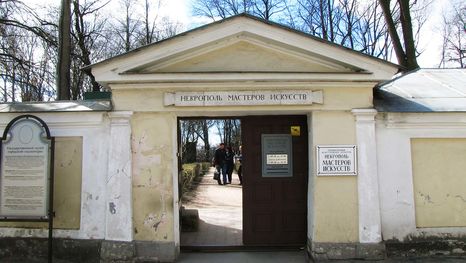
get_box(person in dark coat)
[213,143,226,185]
[234,145,243,185]
[225,146,235,184]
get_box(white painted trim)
[0,113,105,129]
[172,113,180,253]
[307,113,315,241]
[352,109,382,243]
[382,112,466,129]
[109,82,378,90]
[100,72,385,85]
[105,111,134,241]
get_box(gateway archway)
[178,115,308,248]
[178,117,243,247]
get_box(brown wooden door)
[242,115,308,246]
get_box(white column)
[106,111,133,241]
[352,109,382,243]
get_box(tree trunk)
[202,120,210,161]
[319,0,328,40]
[379,0,419,71]
[57,0,71,100]
[327,0,334,41]
[398,0,419,70]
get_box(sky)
[138,0,450,68]
[24,0,450,68]
[162,0,450,68]
[416,0,448,68]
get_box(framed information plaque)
[261,134,293,177]
[0,115,54,220]
[316,145,357,176]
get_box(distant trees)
[0,0,56,102]
[192,0,433,68]
[0,0,182,102]
[193,0,393,59]
[439,0,465,68]
[180,119,241,163]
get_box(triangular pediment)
[90,14,400,85]
[127,35,362,74]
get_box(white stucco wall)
[0,112,111,240]
[376,112,466,241]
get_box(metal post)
[48,137,55,263]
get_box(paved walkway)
[178,252,466,263]
[178,251,307,263]
[181,167,243,246]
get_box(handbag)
[213,171,220,180]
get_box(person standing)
[213,143,226,185]
[235,145,243,185]
[225,146,235,184]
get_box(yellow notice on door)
[291,126,300,136]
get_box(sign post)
[0,115,54,262]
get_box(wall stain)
[455,195,466,203]
[152,221,162,231]
[143,212,166,233]
[418,192,434,204]
[109,202,117,214]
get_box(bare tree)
[71,0,109,95]
[193,0,287,21]
[356,1,391,59]
[180,120,201,163]
[193,0,253,20]
[252,0,287,20]
[214,119,241,150]
[297,0,341,42]
[192,0,394,58]
[379,0,419,71]
[439,0,465,68]
[112,0,141,52]
[0,0,56,102]
[196,120,214,161]
[138,0,182,45]
[1,0,185,102]
[141,0,161,45]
